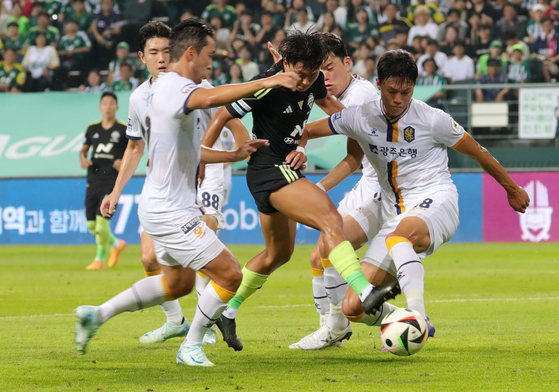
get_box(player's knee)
[309,245,322,269]
[342,292,363,318]
[86,220,96,234]
[386,232,429,254]
[140,251,158,271]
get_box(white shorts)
[355,187,460,276]
[139,212,225,271]
[198,162,225,229]
[338,175,381,218]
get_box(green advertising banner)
[0,87,440,178]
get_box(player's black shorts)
[246,163,304,213]
[85,182,115,221]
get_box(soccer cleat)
[426,316,436,338]
[203,325,218,345]
[215,315,243,351]
[139,319,190,344]
[176,344,215,367]
[74,305,102,354]
[361,281,401,315]
[108,240,126,268]
[85,260,104,270]
[289,323,352,350]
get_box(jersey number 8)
[201,192,220,209]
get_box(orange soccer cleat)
[108,240,126,268]
[85,260,105,270]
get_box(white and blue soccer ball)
[380,308,428,356]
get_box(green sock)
[95,216,111,262]
[328,241,371,295]
[109,232,121,249]
[228,266,269,310]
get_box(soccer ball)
[380,308,428,356]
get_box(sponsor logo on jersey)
[194,225,206,239]
[520,180,553,243]
[404,126,415,143]
[92,133,99,139]
[181,216,203,235]
[283,105,293,114]
[181,84,195,94]
[298,100,304,110]
[370,128,378,137]
[451,120,462,134]
[284,137,295,144]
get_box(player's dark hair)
[320,32,348,60]
[278,30,326,70]
[101,91,118,103]
[169,18,214,62]
[377,49,418,85]
[138,20,171,52]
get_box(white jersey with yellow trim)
[138,72,202,218]
[126,78,152,142]
[339,75,379,185]
[328,96,466,219]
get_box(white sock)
[326,301,349,332]
[358,302,398,327]
[388,240,426,318]
[184,281,228,346]
[111,238,121,249]
[159,299,184,326]
[98,276,168,323]
[323,265,348,305]
[195,273,211,298]
[222,306,237,319]
[312,275,329,316]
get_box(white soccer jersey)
[138,72,202,217]
[329,97,466,218]
[126,78,152,142]
[339,75,379,184]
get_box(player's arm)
[453,133,530,213]
[315,94,346,116]
[304,117,338,140]
[186,72,299,111]
[100,139,145,218]
[79,144,92,168]
[201,139,269,164]
[226,117,251,146]
[317,138,364,192]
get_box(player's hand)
[285,148,307,170]
[266,72,300,91]
[113,159,122,171]
[80,155,92,169]
[268,41,282,63]
[233,139,270,161]
[507,185,530,213]
[198,163,206,186]
[100,192,120,218]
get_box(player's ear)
[344,56,351,71]
[138,50,146,64]
[282,58,288,70]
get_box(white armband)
[296,146,306,154]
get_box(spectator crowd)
[1,0,559,100]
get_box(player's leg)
[309,245,328,326]
[218,212,297,351]
[177,246,242,366]
[138,231,189,344]
[269,178,393,315]
[84,188,108,270]
[107,228,126,268]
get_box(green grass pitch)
[0,243,558,392]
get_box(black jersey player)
[80,91,128,270]
[201,31,394,351]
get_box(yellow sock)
[311,267,324,276]
[211,280,236,302]
[144,268,161,277]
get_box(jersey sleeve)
[175,82,199,117]
[328,106,360,139]
[83,126,92,146]
[126,96,143,140]
[314,71,328,100]
[431,110,467,148]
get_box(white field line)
[0,296,558,320]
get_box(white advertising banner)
[519,88,559,139]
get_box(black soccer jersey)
[226,61,328,165]
[83,120,127,187]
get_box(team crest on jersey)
[110,131,121,143]
[333,112,342,121]
[404,126,415,143]
[369,128,379,137]
[181,84,194,94]
[194,226,206,239]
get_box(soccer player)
[288,33,381,350]
[75,18,299,367]
[79,91,128,270]
[303,50,530,338]
[201,31,393,352]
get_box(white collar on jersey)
[381,98,413,124]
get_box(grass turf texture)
[0,243,558,392]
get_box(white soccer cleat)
[139,320,190,344]
[290,323,352,350]
[176,344,215,367]
[74,305,102,355]
[203,325,218,345]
